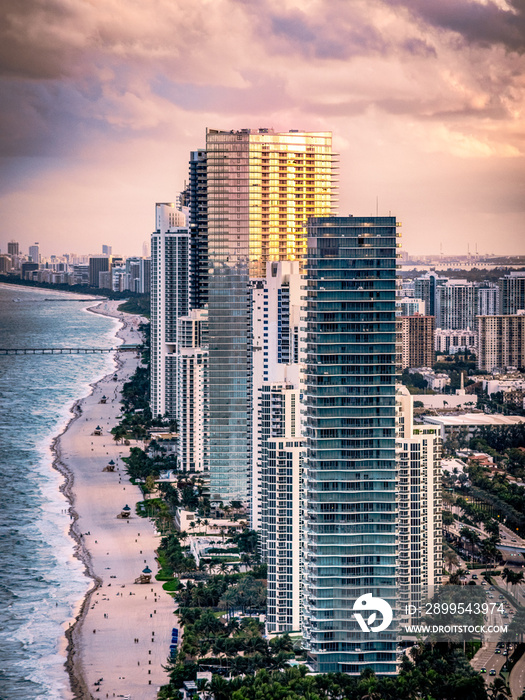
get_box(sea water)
[0,284,120,699]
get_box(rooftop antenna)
[440,242,443,257]
[467,242,470,257]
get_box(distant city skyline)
[0,1,524,258]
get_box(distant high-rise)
[102,244,112,256]
[401,315,435,369]
[436,280,478,330]
[414,272,446,317]
[302,216,399,675]
[205,128,337,502]
[7,240,19,256]
[478,283,499,317]
[477,314,525,371]
[88,256,109,287]
[28,243,40,264]
[150,203,190,419]
[499,272,525,315]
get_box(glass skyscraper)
[302,216,399,674]
[205,128,337,502]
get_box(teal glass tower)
[302,216,399,674]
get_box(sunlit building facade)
[206,128,337,502]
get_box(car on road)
[495,649,501,654]
[472,574,478,579]
[480,667,486,673]
[489,669,496,676]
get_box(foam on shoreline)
[49,300,124,699]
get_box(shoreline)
[47,299,172,700]
[51,301,125,700]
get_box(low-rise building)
[435,328,477,354]
[422,413,525,439]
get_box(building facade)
[434,328,477,355]
[499,272,525,315]
[150,203,190,418]
[397,387,442,623]
[400,315,435,369]
[176,310,209,473]
[302,216,399,674]
[477,314,525,372]
[435,280,478,330]
[205,128,337,502]
[88,256,110,287]
[258,383,303,634]
[251,260,303,528]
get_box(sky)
[0,0,524,258]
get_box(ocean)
[0,284,120,699]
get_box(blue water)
[0,284,120,699]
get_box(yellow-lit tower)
[206,128,338,502]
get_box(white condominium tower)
[176,309,209,473]
[397,386,442,622]
[150,203,190,419]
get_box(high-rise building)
[397,387,442,622]
[477,314,525,371]
[261,432,304,634]
[176,309,209,473]
[28,243,40,264]
[150,203,190,419]
[88,256,110,287]
[188,149,208,309]
[414,272,447,317]
[102,244,112,256]
[499,272,525,315]
[0,254,11,273]
[397,297,425,316]
[400,315,435,369]
[205,128,337,502]
[251,260,303,527]
[436,280,478,330]
[7,240,19,256]
[477,283,499,317]
[302,216,399,675]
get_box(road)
[509,652,525,700]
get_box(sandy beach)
[54,300,175,700]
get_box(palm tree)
[501,567,513,591]
[444,548,460,573]
[488,677,511,700]
[449,568,467,585]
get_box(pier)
[0,345,140,355]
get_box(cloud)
[0,0,523,256]
[390,0,525,53]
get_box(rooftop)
[424,413,525,427]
